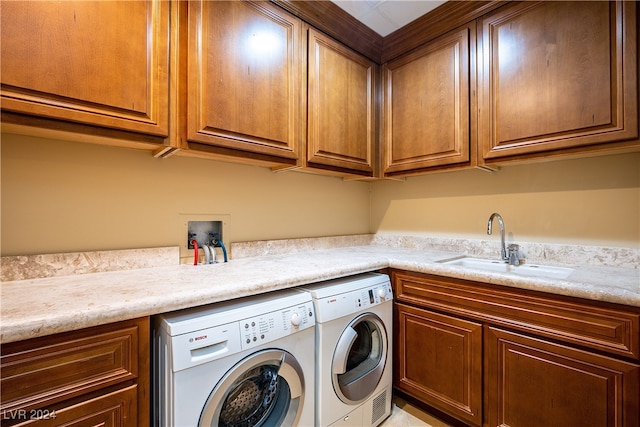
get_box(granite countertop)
[1,241,638,344]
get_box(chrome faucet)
[487,213,521,265]
[487,213,508,262]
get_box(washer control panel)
[240,301,315,350]
[165,297,315,371]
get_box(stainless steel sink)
[437,256,574,279]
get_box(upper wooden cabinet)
[382,24,475,176]
[307,28,375,177]
[3,1,637,175]
[478,1,638,163]
[179,0,304,166]
[0,1,169,142]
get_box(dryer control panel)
[240,300,315,350]
[312,280,393,324]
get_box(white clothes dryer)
[153,289,315,427]
[300,273,393,427]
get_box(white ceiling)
[331,0,447,37]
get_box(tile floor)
[381,397,452,427]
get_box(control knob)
[377,287,387,299]
[290,311,302,327]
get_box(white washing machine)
[153,289,316,427]
[300,273,393,427]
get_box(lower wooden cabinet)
[4,386,138,427]
[395,303,483,426]
[392,270,640,427]
[0,318,149,427]
[486,327,640,427]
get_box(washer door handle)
[332,326,358,375]
[278,351,304,398]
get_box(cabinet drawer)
[392,271,640,360]
[1,319,143,414]
[9,385,138,427]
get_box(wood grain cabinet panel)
[0,0,169,138]
[478,1,638,162]
[307,28,375,176]
[486,326,640,427]
[391,270,640,427]
[393,271,640,360]
[395,303,483,426]
[9,386,138,427]
[183,0,303,164]
[1,327,137,413]
[1,318,149,427]
[383,23,475,175]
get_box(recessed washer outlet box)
[187,221,223,249]
[179,214,230,262]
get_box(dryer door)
[199,349,304,427]
[332,312,388,404]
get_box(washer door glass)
[332,313,388,404]
[199,349,304,427]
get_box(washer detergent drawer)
[171,322,242,372]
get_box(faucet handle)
[508,244,521,266]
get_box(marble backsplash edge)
[1,246,180,282]
[371,234,639,269]
[232,233,638,269]
[230,234,376,259]
[3,234,637,282]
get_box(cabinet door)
[0,0,169,137]
[486,326,640,427]
[395,303,483,426]
[478,1,638,161]
[186,0,303,162]
[383,24,474,175]
[307,28,375,176]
